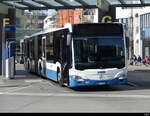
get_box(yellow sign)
[102,16,112,23]
[3,18,10,27]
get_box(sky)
[48,9,57,15]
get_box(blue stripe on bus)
[46,69,57,81]
[42,68,128,87]
[69,76,128,87]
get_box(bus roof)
[24,22,123,39]
[24,27,68,39]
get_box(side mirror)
[67,33,72,46]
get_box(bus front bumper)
[69,76,128,87]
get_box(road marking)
[25,79,43,83]
[127,82,138,87]
[47,82,55,86]
[0,92,150,99]
[0,87,23,93]
[0,85,31,93]
[42,80,55,86]
[128,69,135,71]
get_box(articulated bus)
[22,23,128,87]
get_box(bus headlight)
[115,72,126,80]
[72,75,84,82]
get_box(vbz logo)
[98,71,106,79]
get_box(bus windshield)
[73,36,125,70]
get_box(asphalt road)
[0,64,150,113]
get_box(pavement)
[128,64,150,72]
[0,64,42,87]
[0,64,150,112]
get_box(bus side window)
[38,35,42,59]
[29,40,32,59]
[126,37,129,48]
[46,33,54,63]
[54,32,60,62]
[42,38,46,58]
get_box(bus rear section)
[67,23,128,87]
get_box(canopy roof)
[1,0,150,10]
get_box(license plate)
[98,82,106,85]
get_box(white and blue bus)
[23,23,128,87]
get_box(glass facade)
[140,13,150,57]
[140,13,150,40]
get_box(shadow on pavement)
[12,64,150,92]
[71,85,120,92]
[14,68,41,80]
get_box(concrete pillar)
[0,3,19,76]
[0,14,6,76]
[6,8,16,40]
[0,8,16,77]
[6,8,16,77]
[0,15,3,75]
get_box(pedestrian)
[137,55,142,65]
[148,56,150,65]
[133,55,137,65]
[143,56,150,66]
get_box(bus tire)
[27,61,30,72]
[39,63,42,76]
[57,69,64,87]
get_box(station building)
[0,3,23,75]
[1,0,150,77]
[44,8,99,29]
[116,7,150,59]
[43,13,57,30]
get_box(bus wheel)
[27,62,30,72]
[57,70,64,87]
[39,63,42,76]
